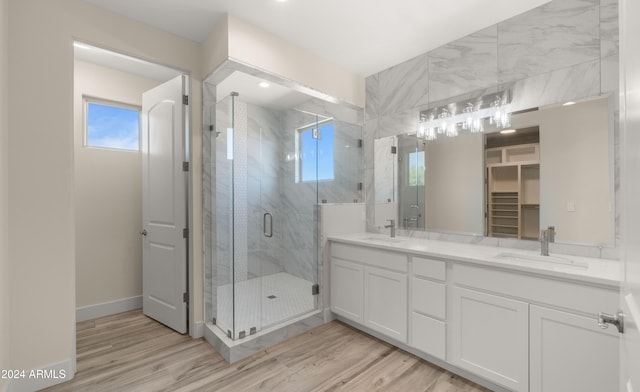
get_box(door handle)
[598,310,624,333]
[264,213,273,238]
[140,229,147,236]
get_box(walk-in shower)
[203,67,363,361]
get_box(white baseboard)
[76,295,142,322]
[7,358,73,392]
[191,320,204,339]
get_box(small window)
[299,121,334,182]
[408,151,425,186]
[84,97,140,151]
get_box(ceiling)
[83,0,549,77]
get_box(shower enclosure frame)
[202,59,363,362]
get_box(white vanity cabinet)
[410,257,447,360]
[364,265,407,342]
[330,258,364,323]
[450,263,620,392]
[330,242,408,343]
[450,286,529,392]
[529,305,619,392]
[329,237,620,392]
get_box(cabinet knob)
[597,310,624,334]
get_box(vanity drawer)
[411,312,446,360]
[332,242,407,272]
[413,256,446,281]
[452,263,618,315]
[412,277,446,319]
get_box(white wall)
[425,132,484,234]
[203,14,365,108]
[1,0,10,390]
[74,60,160,310]
[7,0,202,388]
[539,99,612,244]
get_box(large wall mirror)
[374,95,615,246]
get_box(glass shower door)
[214,94,235,339]
[209,77,329,340]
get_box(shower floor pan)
[205,272,323,363]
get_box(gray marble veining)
[498,0,600,84]
[366,73,380,121]
[378,52,429,116]
[509,59,601,112]
[600,0,619,60]
[429,26,498,103]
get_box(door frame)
[72,44,195,336]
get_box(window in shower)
[298,121,334,182]
[84,97,140,151]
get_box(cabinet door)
[364,266,408,343]
[530,305,619,392]
[411,312,446,360]
[450,287,529,392]
[330,258,364,323]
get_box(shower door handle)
[264,212,273,238]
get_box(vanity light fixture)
[500,129,516,134]
[417,90,512,141]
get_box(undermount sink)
[359,235,406,243]
[495,252,588,269]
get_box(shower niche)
[203,63,363,361]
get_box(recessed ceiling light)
[259,81,270,88]
[500,129,516,134]
[563,101,576,106]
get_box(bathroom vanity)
[329,234,620,392]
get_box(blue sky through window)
[86,101,140,151]
[408,150,425,186]
[301,122,334,182]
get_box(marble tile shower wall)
[364,0,620,258]
[280,102,363,284]
[247,103,286,279]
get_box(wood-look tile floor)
[43,310,490,392]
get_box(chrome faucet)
[540,226,555,256]
[548,226,556,243]
[385,219,396,238]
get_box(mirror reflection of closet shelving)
[486,129,540,240]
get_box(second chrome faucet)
[540,226,555,256]
[385,219,396,238]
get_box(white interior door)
[141,75,188,334]
[621,1,640,390]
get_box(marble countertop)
[328,233,620,287]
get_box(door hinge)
[183,228,189,238]
[182,161,189,172]
[182,95,189,105]
[391,146,397,154]
[312,284,320,296]
[183,291,189,303]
